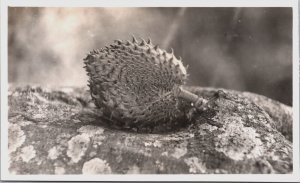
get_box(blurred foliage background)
[8,7,292,105]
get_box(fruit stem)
[175,86,208,111]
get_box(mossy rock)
[8,85,292,174]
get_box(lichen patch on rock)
[20,145,36,163]
[184,157,207,173]
[8,123,26,153]
[82,158,112,174]
[48,146,61,160]
[215,119,264,161]
[77,125,104,136]
[171,142,188,159]
[18,120,34,127]
[77,125,106,147]
[161,151,169,156]
[67,134,90,163]
[54,166,66,174]
[144,140,162,148]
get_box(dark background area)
[8,7,292,105]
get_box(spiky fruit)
[84,37,194,131]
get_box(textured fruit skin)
[84,37,191,130]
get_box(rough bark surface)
[8,85,292,174]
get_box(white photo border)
[1,0,299,182]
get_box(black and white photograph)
[1,0,299,182]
